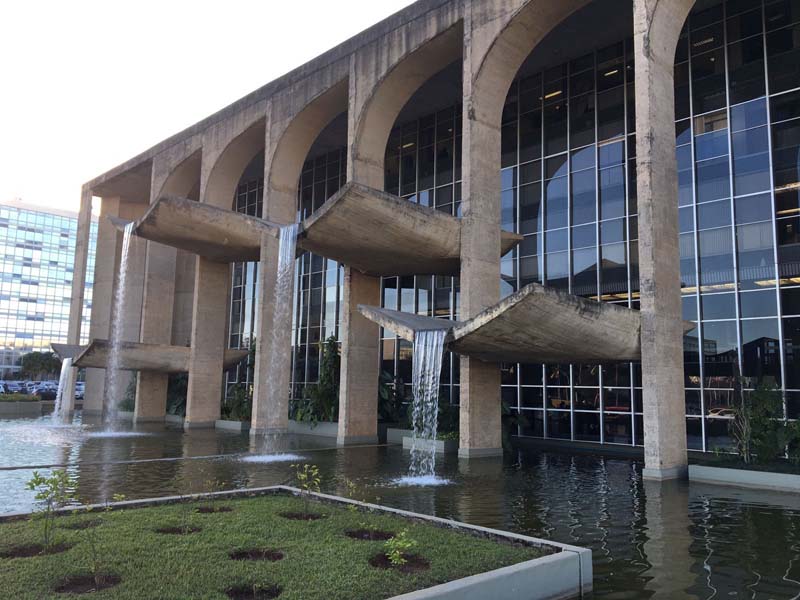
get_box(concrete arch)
[202,116,266,209]
[154,149,202,201]
[350,22,463,188]
[267,78,349,223]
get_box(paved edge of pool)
[689,464,800,494]
[0,485,592,599]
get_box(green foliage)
[292,463,321,514]
[19,351,62,380]
[729,379,799,465]
[166,373,188,416]
[118,378,136,412]
[221,383,251,421]
[501,400,528,452]
[385,529,416,566]
[436,431,459,442]
[378,370,407,423]
[292,337,339,426]
[26,469,77,549]
[0,393,38,402]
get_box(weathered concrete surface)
[114,195,278,262]
[298,182,521,276]
[359,282,645,364]
[71,339,247,372]
[337,268,382,446]
[51,344,84,359]
[634,0,694,480]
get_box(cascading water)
[395,328,449,486]
[52,357,74,424]
[104,222,135,425]
[250,223,300,459]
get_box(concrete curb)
[0,485,592,598]
[689,464,800,493]
[402,436,459,454]
[287,420,339,438]
[215,419,250,432]
[0,401,44,417]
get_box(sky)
[0,0,416,213]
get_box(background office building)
[69,0,800,477]
[0,200,97,378]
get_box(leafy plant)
[26,469,76,550]
[222,383,251,421]
[167,373,188,416]
[378,370,406,423]
[729,378,797,465]
[385,529,416,566]
[501,400,529,452]
[292,463,321,514]
[292,337,340,426]
[82,493,126,588]
[118,378,136,412]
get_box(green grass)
[0,394,38,402]
[0,493,546,600]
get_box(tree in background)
[19,351,62,380]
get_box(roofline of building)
[84,0,449,193]
[1,199,99,222]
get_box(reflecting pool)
[2,416,800,598]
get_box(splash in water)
[408,329,447,480]
[52,358,74,424]
[263,224,298,453]
[105,222,135,424]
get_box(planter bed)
[689,464,800,493]
[0,486,591,599]
[402,436,458,455]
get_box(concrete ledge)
[165,414,184,425]
[183,419,215,430]
[116,411,134,421]
[689,464,800,493]
[0,485,592,598]
[215,419,251,433]
[403,436,458,454]
[337,434,379,446]
[387,427,413,444]
[0,401,43,417]
[458,447,503,459]
[287,420,339,438]
[643,465,688,481]
[133,415,166,424]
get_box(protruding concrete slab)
[51,343,84,359]
[71,339,248,373]
[298,182,522,276]
[110,195,279,262]
[359,283,648,364]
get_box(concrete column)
[134,240,177,422]
[634,0,690,479]
[63,188,93,414]
[337,267,381,445]
[184,256,229,429]
[83,197,121,414]
[457,10,503,458]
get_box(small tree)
[385,529,416,566]
[26,470,77,550]
[296,337,340,425]
[19,351,62,380]
[292,463,321,514]
[729,378,794,465]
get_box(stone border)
[689,464,800,493]
[0,401,44,417]
[387,427,413,444]
[288,420,339,438]
[0,486,592,598]
[215,419,250,432]
[402,436,458,455]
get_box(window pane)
[767,23,800,93]
[727,36,766,104]
[737,221,775,289]
[702,320,739,387]
[732,126,771,195]
[741,319,782,385]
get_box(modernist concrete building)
[66,0,800,480]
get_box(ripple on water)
[240,454,306,464]
[391,475,452,487]
[83,432,153,439]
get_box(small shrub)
[26,470,77,550]
[292,464,321,514]
[385,529,416,566]
[729,379,797,465]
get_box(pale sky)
[0,0,416,212]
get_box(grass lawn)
[0,493,547,600]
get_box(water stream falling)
[257,223,299,457]
[399,328,448,485]
[104,222,135,425]
[52,357,74,424]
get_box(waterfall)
[262,224,298,452]
[104,222,135,424]
[408,329,447,479]
[52,357,73,423]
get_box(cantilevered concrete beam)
[359,283,666,364]
[71,339,248,373]
[111,195,279,262]
[298,182,522,276]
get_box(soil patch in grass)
[225,584,282,599]
[196,505,233,514]
[229,548,284,561]
[154,525,201,535]
[369,553,431,574]
[279,511,325,521]
[345,528,395,541]
[55,573,121,594]
[0,542,72,558]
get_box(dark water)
[2,417,800,599]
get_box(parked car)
[0,383,6,394]
[75,382,85,400]
[5,381,22,393]
[34,388,57,401]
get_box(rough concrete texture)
[115,195,278,262]
[298,182,521,276]
[337,268,382,446]
[634,0,694,479]
[71,339,247,372]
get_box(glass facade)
[375,0,800,450]
[0,201,97,378]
